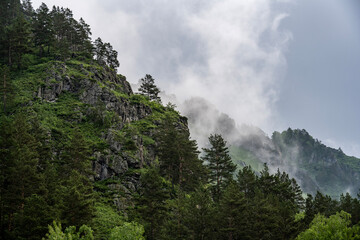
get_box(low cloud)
[33,0,293,134]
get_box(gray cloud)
[33,0,292,134]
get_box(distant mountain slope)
[181,97,360,197]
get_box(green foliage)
[138,74,161,102]
[272,128,360,196]
[109,222,145,240]
[229,146,264,172]
[296,211,360,240]
[218,182,249,240]
[162,188,216,240]
[94,37,119,70]
[295,211,306,222]
[237,165,257,199]
[0,113,50,239]
[133,168,171,240]
[5,2,360,240]
[202,134,236,201]
[0,64,13,113]
[3,14,32,68]
[91,203,124,239]
[156,115,207,191]
[43,221,94,240]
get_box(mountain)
[3,1,360,239]
[15,58,190,202]
[180,97,360,197]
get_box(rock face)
[36,62,151,123]
[35,61,160,208]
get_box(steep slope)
[12,59,188,208]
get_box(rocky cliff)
[18,59,187,209]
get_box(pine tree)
[218,181,249,240]
[0,113,48,239]
[60,129,93,177]
[202,134,236,201]
[180,187,216,240]
[94,37,119,69]
[303,194,315,226]
[138,74,161,102]
[94,37,106,63]
[156,115,207,191]
[104,42,119,69]
[58,170,95,228]
[33,3,53,56]
[0,0,23,65]
[3,14,31,68]
[57,129,95,228]
[134,168,170,240]
[21,0,35,20]
[236,165,257,199]
[313,191,338,217]
[0,65,12,113]
[248,191,282,240]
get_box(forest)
[1,1,360,239]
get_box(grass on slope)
[229,145,264,172]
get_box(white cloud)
[32,0,293,134]
[168,0,292,132]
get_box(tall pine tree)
[156,115,206,191]
[138,74,161,102]
[202,134,236,201]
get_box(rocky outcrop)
[36,62,151,123]
[34,61,160,209]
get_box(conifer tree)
[218,181,249,240]
[21,0,35,20]
[248,191,282,240]
[0,65,12,113]
[61,129,93,177]
[0,0,22,65]
[58,170,95,228]
[157,115,206,191]
[202,134,236,201]
[0,113,48,239]
[303,194,315,226]
[313,191,338,217]
[138,74,161,102]
[135,168,170,240]
[33,3,53,56]
[4,14,31,68]
[94,37,119,69]
[180,187,216,240]
[237,165,257,199]
[57,129,95,228]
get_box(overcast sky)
[32,0,360,157]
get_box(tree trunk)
[3,71,6,113]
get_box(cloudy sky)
[32,0,360,157]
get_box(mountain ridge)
[178,96,360,197]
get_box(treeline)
[0,112,95,239]
[2,110,360,239]
[120,116,360,240]
[0,0,119,70]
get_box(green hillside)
[2,1,360,239]
[229,128,360,197]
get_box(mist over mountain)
[160,95,360,198]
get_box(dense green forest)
[227,127,360,198]
[1,1,360,239]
